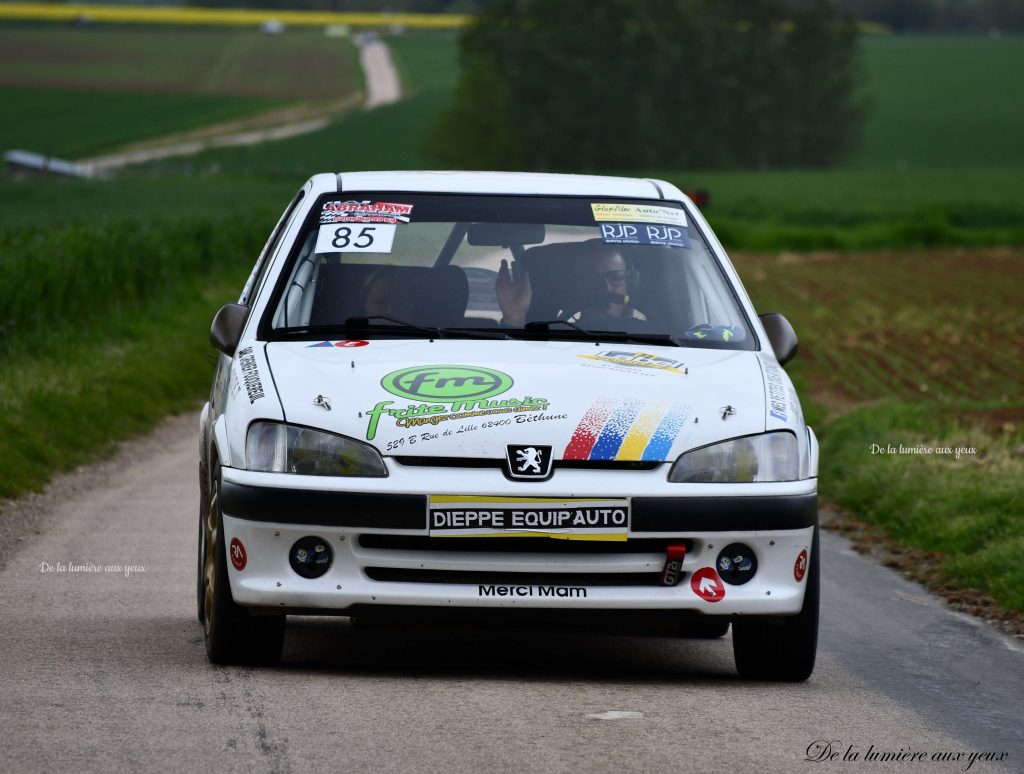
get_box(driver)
[496,243,643,327]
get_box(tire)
[202,461,285,665]
[197,463,208,624]
[732,526,819,682]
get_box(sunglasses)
[588,269,628,286]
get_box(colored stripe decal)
[615,402,670,460]
[589,399,643,461]
[563,398,617,460]
[641,405,690,461]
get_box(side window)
[239,190,306,307]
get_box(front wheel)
[202,462,285,665]
[732,526,819,682]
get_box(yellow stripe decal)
[615,402,668,461]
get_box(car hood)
[265,339,769,462]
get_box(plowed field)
[732,248,1024,407]
[0,27,358,100]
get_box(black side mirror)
[210,303,249,357]
[759,312,798,366]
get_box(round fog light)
[716,543,757,585]
[289,536,333,579]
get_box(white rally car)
[198,171,819,681]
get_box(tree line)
[182,0,1024,32]
[427,0,867,172]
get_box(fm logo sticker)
[382,365,513,402]
[366,365,549,439]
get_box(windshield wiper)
[344,317,507,340]
[345,315,441,336]
[523,319,599,338]
[606,332,686,347]
[518,320,684,347]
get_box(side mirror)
[210,303,249,357]
[759,312,798,366]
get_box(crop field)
[129,31,459,178]
[0,86,283,158]
[0,27,359,99]
[0,25,359,157]
[732,248,1024,406]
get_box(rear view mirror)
[210,303,249,357]
[466,222,545,246]
[759,312,798,366]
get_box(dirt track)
[81,36,402,175]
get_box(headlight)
[668,432,798,483]
[246,422,387,477]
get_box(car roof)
[329,170,668,199]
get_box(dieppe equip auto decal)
[365,365,549,440]
[563,398,690,461]
[576,350,687,375]
[235,347,265,404]
[590,202,686,227]
[429,495,629,541]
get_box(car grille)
[356,535,690,587]
[364,569,659,586]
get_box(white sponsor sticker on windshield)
[600,222,690,248]
[591,203,686,226]
[315,223,396,254]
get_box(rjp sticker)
[600,222,690,248]
[315,223,396,254]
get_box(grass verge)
[0,217,266,498]
[817,402,1024,618]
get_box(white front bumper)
[222,514,814,616]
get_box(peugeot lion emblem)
[506,444,554,481]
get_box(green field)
[0,86,283,158]
[0,25,359,158]
[128,30,459,179]
[852,35,1024,169]
[0,27,359,99]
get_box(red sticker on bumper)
[690,567,725,602]
[229,538,247,571]
[794,549,808,582]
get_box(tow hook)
[659,544,687,586]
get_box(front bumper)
[219,467,816,618]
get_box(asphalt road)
[1,413,1021,773]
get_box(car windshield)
[267,193,755,349]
